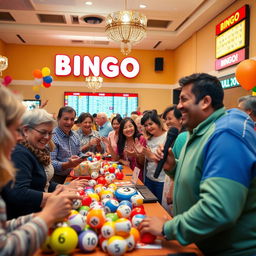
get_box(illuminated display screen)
[64,92,138,117]
[216,20,246,59]
[22,100,41,110]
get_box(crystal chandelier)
[0,55,8,76]
[85,76,103,92]
[105,0,147,56]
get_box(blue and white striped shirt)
[51,127,82,176]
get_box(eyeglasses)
[30,127,54,137]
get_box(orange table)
[35,165,203,256]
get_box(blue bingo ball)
[104,199,119,213]
[117,164,123,170]
[115,187,137,201]
[78,230,98,252]
[119,200,132,210]
[87,156,93,161]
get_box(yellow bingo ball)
[50,227,78,254]
[88,193,100,202]
[101,221,116,239]
[69,209,79,217]
[108,183,117,191]
[115,218,131,237]
[107,236,127,256]
[112,163,118,168]
[100,189,114,200]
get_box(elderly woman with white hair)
[2,108,87,219]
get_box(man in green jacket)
[139,73,256,256]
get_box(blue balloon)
[43,75,53,84]
[35,94,40,100]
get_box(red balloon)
[43,81,51,88]
[235,59,256,90]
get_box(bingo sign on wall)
[215,5,250,71]
[54,54,140,78]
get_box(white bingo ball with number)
[116,204,131,218]
[107,236,127,256]
[101,221,116,239]
[72,199,82,209]
[91,171,99,179]
[78,230,98,252]
[130,194,144,207]
[131,214,145,228]
[67,213,86,233]
[115,218,132,237]
[88,179,97,187]
[125,234,136,251]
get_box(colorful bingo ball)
[99,235,108,252]
[116,204,132,218]
[104,199,119,213]
[78,189,85,196]
[131,214,145,228]
[78,206,90,216]
[94,184,104,194]
[87,156,93,161]
[101,198,110,206]
[87,208,106,229]
[116,172,124,180]
[115,218,132,237]
[69,209,79,217]
[115,187,137,201]
[82,195,93,207]
[117,164,123,170]
[97,176,107,185]
[41,235,53,253]
[91,171,99,179]
[106,213,119,222]
[140,232,156,244]
[130,227,140,243]
[67,213,86,233]
[112,163,118,168]
[119,200,132,209]
[88,193,100,202]
[90,201,103,209]
[78,230,98,252]
[108,166,116,173]
[101,221,116,239]
[130,207,146,219]
[88,179,97,187]
[50,227,78,254]
[125,234,136,251]
[107,236,127,256]
[108,183,117,191]
[105,174,115,184]
[72,199,82,209]
[100,189,114,200]
[99,167,105,175]
[130,194,144,207]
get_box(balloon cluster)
[1,75,12,87]
[235,59,256,94]
[32,67,53,99]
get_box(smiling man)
[139,73,256,256]
[51,106,84,184]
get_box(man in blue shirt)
[51,106,84,184]
[96,112,113,137]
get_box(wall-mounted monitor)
[22,100,41,110]
[64,92,138,117]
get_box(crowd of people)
[0,72,255,256]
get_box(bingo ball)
[116,172,124,180]
[131,194,143,207]
[72,199,82,209]
[78,205,90,216]
[140,232,156,244]
[99,235,108,252]
[105,174,115,184]
[82,195,93,207]
[106,213,119,222]
[117,164,123,170]
[88,179,97,187]
[67,213,86,233]
[69,209,79,217]
[91,171,99,179]
[101,221,116,239]
[78,189,85,196]
[125,234,136,251]
[116,204,131,218]
[119,200,132,210]
[130,207,146,219]
[78,230,98,252]
[108,183,117,191]
[87,208,106,229]
[100,189,114,200]
[115,218,132,237]
[107,236,127,256]
[87,156,93,161]
[50,227,78,254]
[112,163,118,168]
[115,187,137,201]
[130,227,140,243]
[88,193,100,202]
[41,235,53,253]
[97,176,107,185]
[99,167,105,175]
[131,214,145,228]
[104,199,119,213]
[94,184,103,194]
[108,166,116,173]
[90,201,103,209]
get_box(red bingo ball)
[140,232,156,244]
[116,172,124,180]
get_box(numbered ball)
[107,236,127,256]
[78,230,98,252]
[72,199,82,209]
[119,200,132,210]
[108,183,117,191]
[140,232,156,244]
[91,171,99,179]
[67,213,86,233]
[115,187,137,201]
[130,227,140,243]
[87,208,106,229]
[41,235,53,253]
[100,189,114,200]
[101,221,116,239]
[125,234,136,251]
[131,214,145,228]
[116,172,124,180]
[130,194,144,207]
[115,218,132,237]
[104,199,119,213]
[106,213,119,222]
[50,227,78,254]
[88,179,97,187]
[88,193,100,202]
[78,206,90,217]
[97,176,107,185]
[116,204,131,219]
[130,207,146,219]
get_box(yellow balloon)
[32,85,40,92]
[41,67,51,76]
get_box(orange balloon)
[235,59,256,90]
[33,69,43,78]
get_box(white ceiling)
[0,0,236,51]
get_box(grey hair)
[22,108,56,128]
[238,95,251,103]
[243,96,256,116]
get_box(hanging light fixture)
[105,0,147,56]
[85,76,103,92]
[0,55,8,76]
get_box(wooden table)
[35,165,203,256]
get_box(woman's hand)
[66,178,88,189]
[68,155,84,168]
